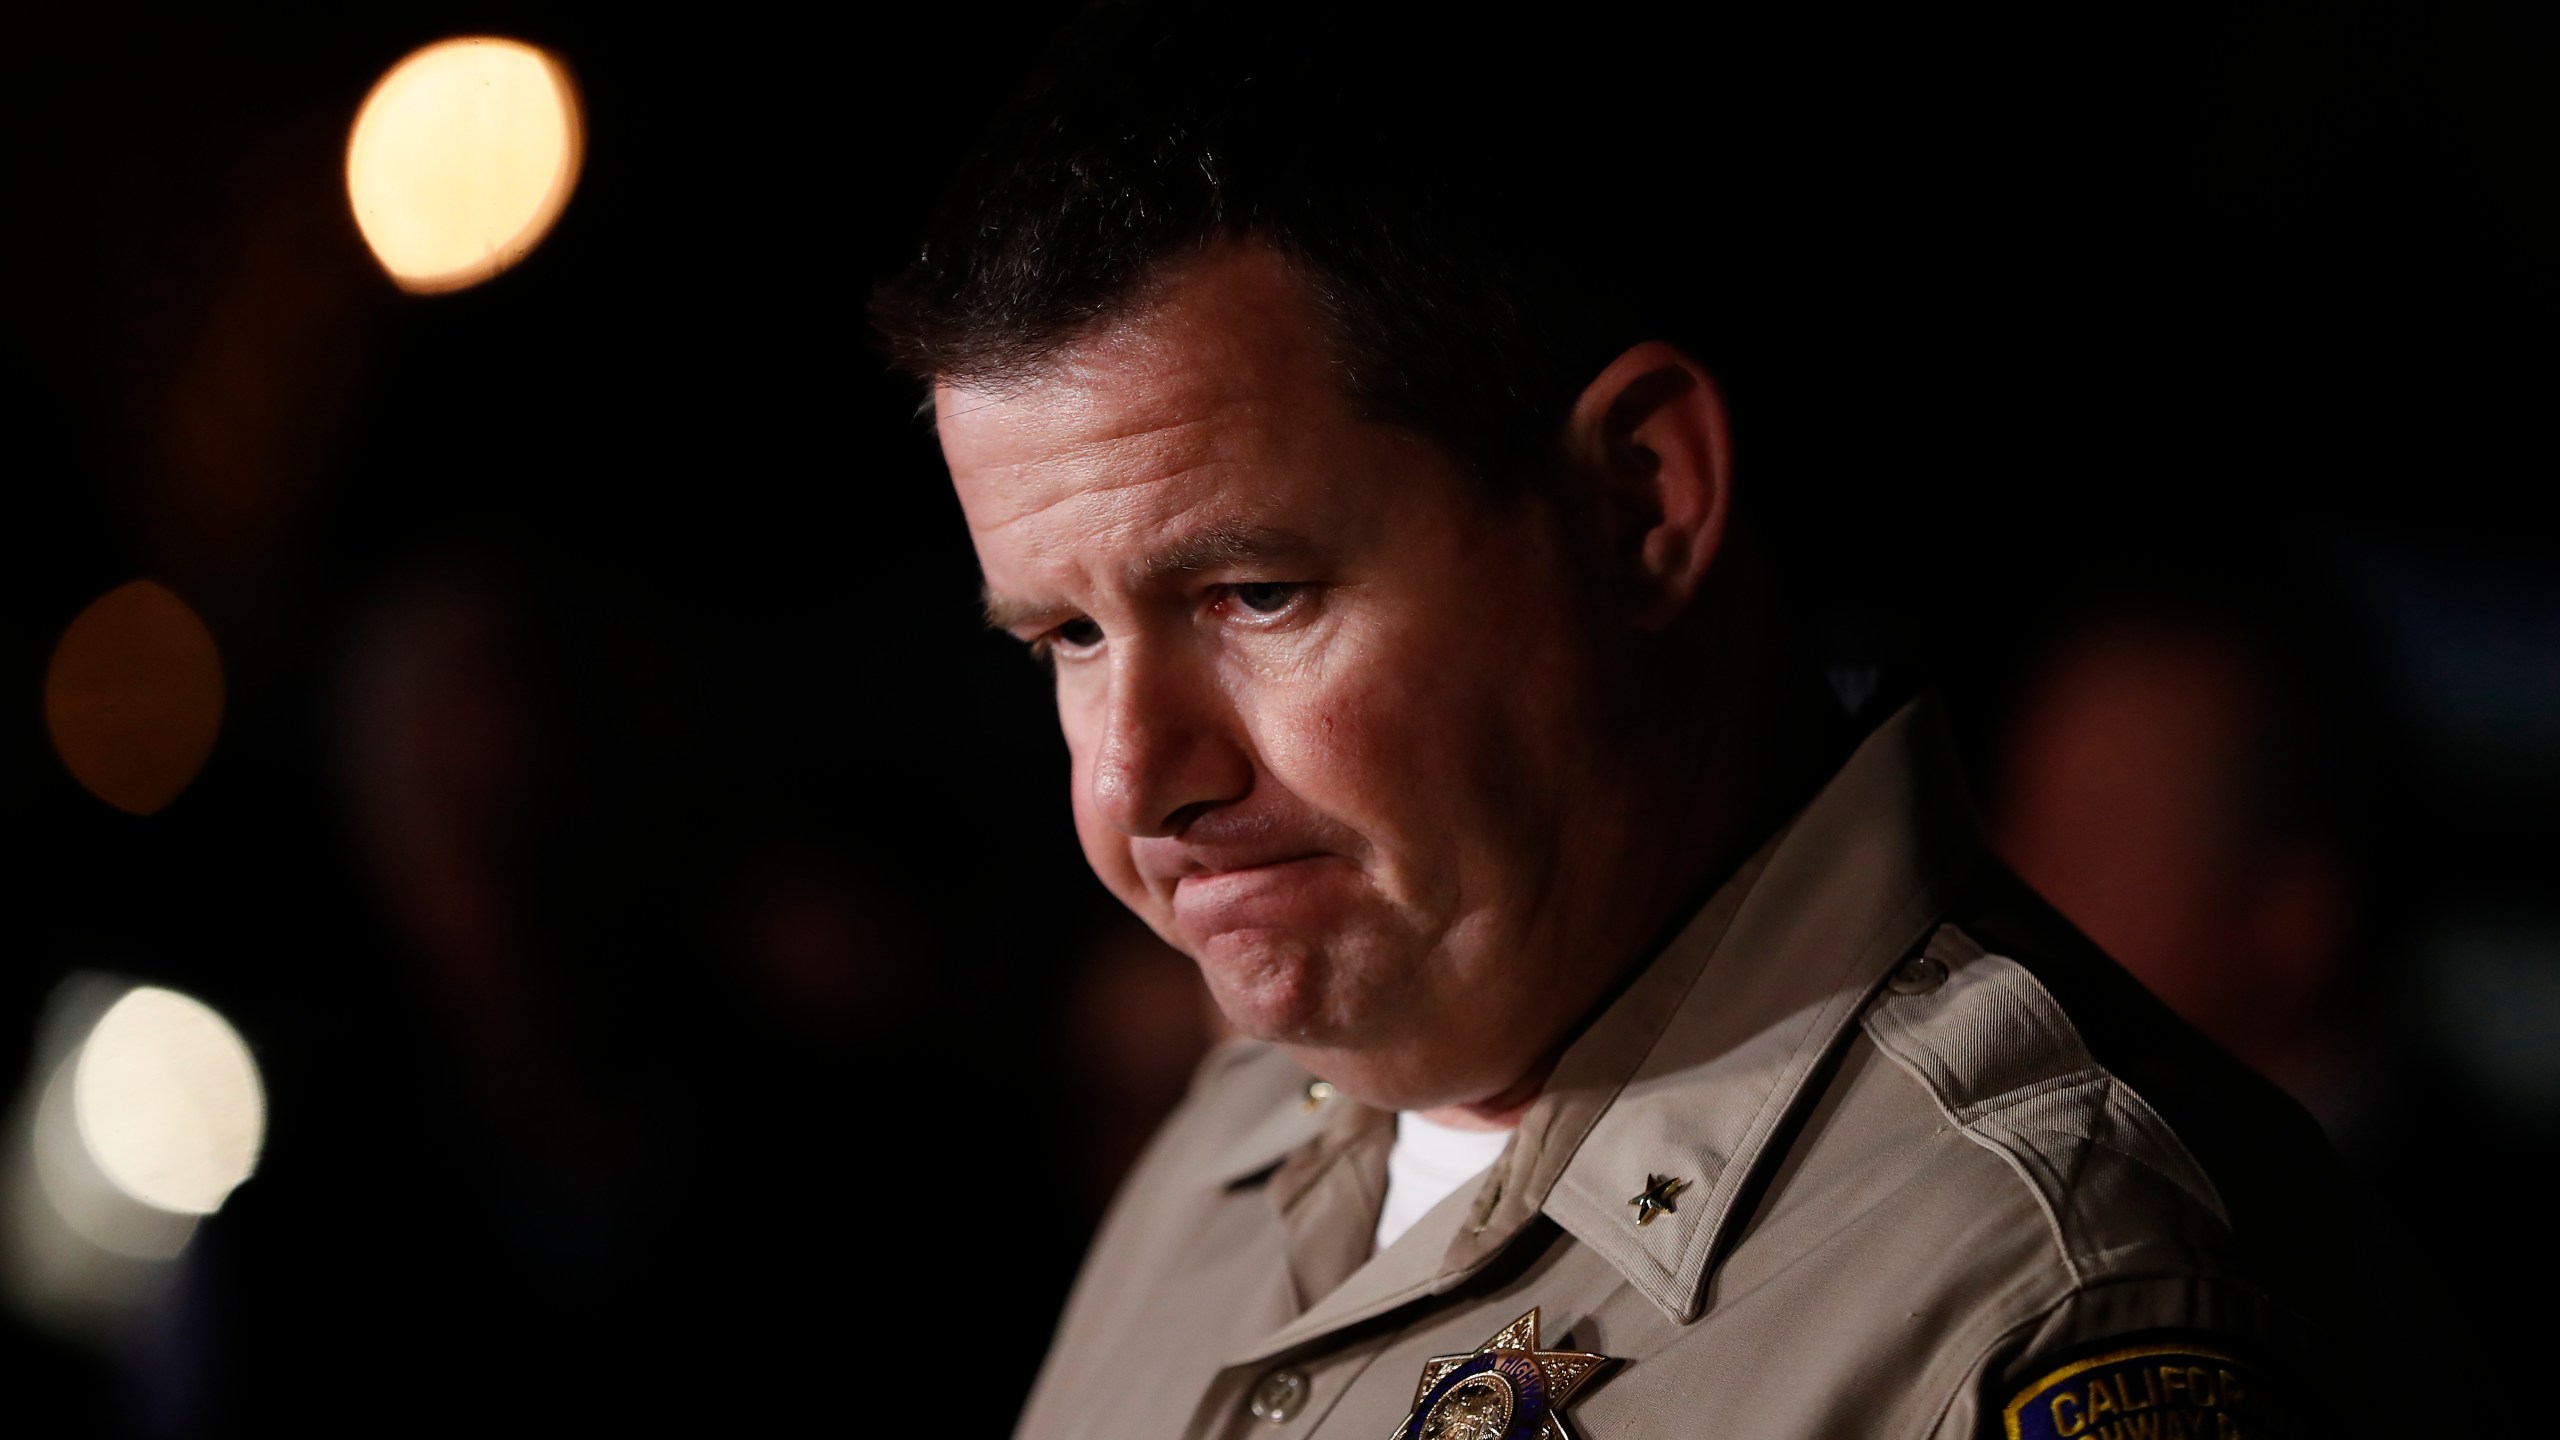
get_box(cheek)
[1255,594,1580,855]
[1245,637,1452,826]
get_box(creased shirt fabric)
[1014,698,2370,1440]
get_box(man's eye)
[1230,582,1299,615]
[1055,616,1104,649]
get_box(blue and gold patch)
[2003,1342,2292,1440]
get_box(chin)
[1194,928,1350,1044]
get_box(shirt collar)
[1208,1068,1341,1188]
[1454,694,1984,1322]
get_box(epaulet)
[1863,924,2228,1284]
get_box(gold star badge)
[1391,1308,1613,1440]
[1627,1174,1686,1227]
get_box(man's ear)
[1564,341,1733,630]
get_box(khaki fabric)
[1016,698,2360,1440]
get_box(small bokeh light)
[44,580,225,816]
[345,36,584,294]
[6,979,265,1337]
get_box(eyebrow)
[979,522,1320,634]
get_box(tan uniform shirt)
[1017,700,2364,1440]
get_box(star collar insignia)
[1392,1308,1613,1440]
[1627,1174,1686,1227]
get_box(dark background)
[4,5,2553,1432]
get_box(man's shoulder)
[1858,916,2245,1288]
[1844,866,2369,1434]
[1853,866,2350,1291]
[1946,867,2355,1298]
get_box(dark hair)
[869,3,1858,487]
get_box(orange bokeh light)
[345,37,584,294]
[44,581,225,816]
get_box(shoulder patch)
[2002,1341,2294,1440]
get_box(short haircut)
[869,2,1846,489]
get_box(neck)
[1424,622,1853,1132]
[1419,1057,1556,1130]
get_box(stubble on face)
[938,244,1611,1110]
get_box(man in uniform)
[872,7,2388,1436]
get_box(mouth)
[1167,853,1346,936]
[1183,850,1326,879]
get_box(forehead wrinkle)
[946,362,1289,514]
[982,414,1226,497]
[960,414,1261,539]
[942,377,1240,471]
[970,452,1238,543]
[972,459,1236,634]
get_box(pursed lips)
[1141,845,1332,895]
[1139,842,1344,928]
[1127,802,1369,931]
[1170,856,1335,926]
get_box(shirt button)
[1888,955,1949,995]
[1248,1368,1310,1423]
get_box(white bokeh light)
[72,987,264,1216]
[346,37,584,293]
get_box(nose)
[1086,643,1253,838]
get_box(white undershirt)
[1372,1111,1515,1254]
